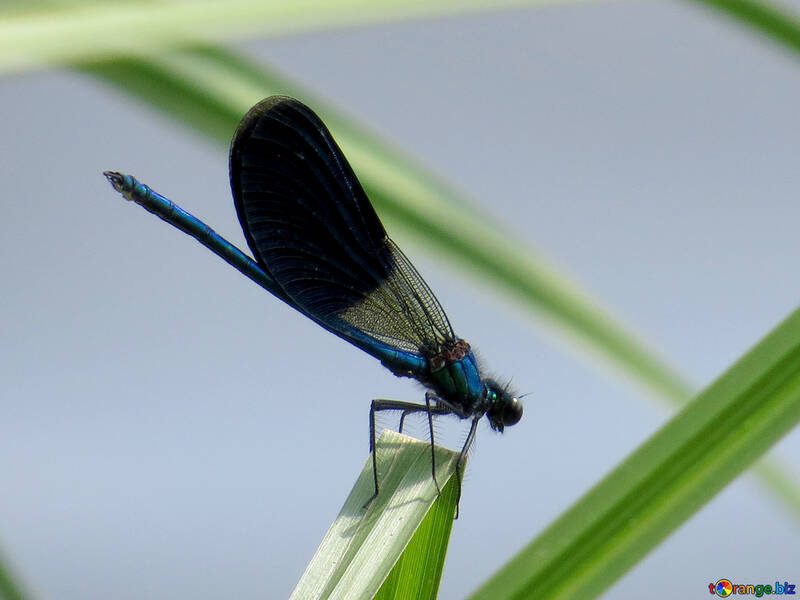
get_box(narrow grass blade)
[689,0,800,57]
[80,47,800,520]
[4,0,800,76]
[0,0,579,75]
[290,430,459,600]
[83,47,694,406]
[470,306,800,600]
[0,552,28,600]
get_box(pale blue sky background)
[1,2,799,599]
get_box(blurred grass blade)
[470,306,800,600]
[3,0,800,75]
[290,430,458,600]
[0,554,28,600]
[689,0,800,57]
[0,0,575,75]
[78,47,800,520]
[84,47,694,405]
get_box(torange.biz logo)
[709,579,796,597]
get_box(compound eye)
[503,397,523,426]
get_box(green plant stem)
[470,307,800,600]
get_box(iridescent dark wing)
[229,96,455,359]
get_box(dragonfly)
[104,96,522,510]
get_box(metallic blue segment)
[106,172,489,413]
[104,171,435,373]
[103,171,288,303]
[425,350,485,414]
[461,351,486,408]
[328,320,428,376]
[379,348,429,378]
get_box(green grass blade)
[290,431,458,600]
[0,0,580,75]
[470,306,800,600]
[751,455,800,518]
[689,0,800,57]
[84,47,695,407]
[80,47,800,520]
[0,554,28,600]
[4,0,800,76]
[373,467,459,600]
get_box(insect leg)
[424,392,443,496]
[365,398,450,508]
[453,416,480,519]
